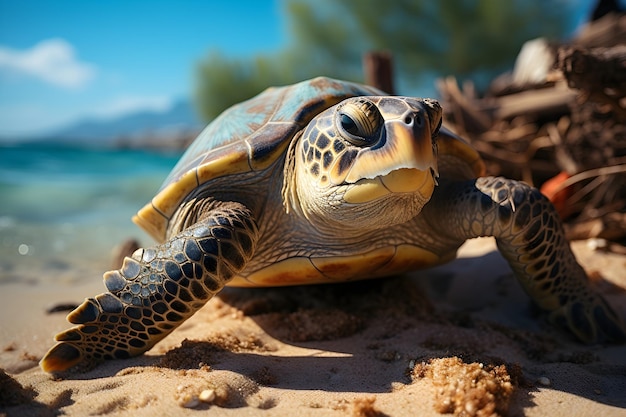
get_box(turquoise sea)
[0,143,182,285]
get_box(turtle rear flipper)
[426,176,626,343]
[40,203,258,374]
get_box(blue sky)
[0,0,287,136]
[0,0,608,138]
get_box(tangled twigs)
[438,15,626,243]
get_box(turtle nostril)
[405,113,423,127]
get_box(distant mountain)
[9,99,205,150]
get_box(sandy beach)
[1,237,625,416]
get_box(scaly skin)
[40,203,258,373]
[424,176,625,342]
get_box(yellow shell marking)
[133,206,169,243]
[133,149,250,242]
[151,173,199,222]
[311,246,396,279]
[437,128,486,179]
[229,244,445,287]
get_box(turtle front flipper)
[40,203,258,373]
[426,176,626,343]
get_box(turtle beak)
[342,99,441,204]
[345,99,440,183]
[378,120,439,201]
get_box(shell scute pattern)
[164,77,381,189]
[168,93,277,183]
[135,77,385,242]
[247,123,295,170]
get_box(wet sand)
[1,238,625,416]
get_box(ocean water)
[0,143,181,285]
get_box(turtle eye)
[340,114,360,136]
[337,99,382,146]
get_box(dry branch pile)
[438,13,626,245]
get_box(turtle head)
[283,96,442,231]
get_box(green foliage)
[286,0,574,87]
[195,0,577,121]
[195,51,298,122]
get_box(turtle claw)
[591,300,626,342]
[40,343,83,373]
[40,295,132,374]
[103,269,126,292]
[67,299,100,324]
[41,204,258,374]
[549,295,626,343]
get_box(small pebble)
[175,385,202,409]
[587,238,607,251]
[199,389,216,403]
[178,394,200,409]
[537,376,551,386]
[18,244,29,255]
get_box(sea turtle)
[41,77,625,373]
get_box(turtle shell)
[134,77,384,241]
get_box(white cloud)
[90,95,173,119]
[0,38,96,88]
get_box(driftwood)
[495,83,578,121]
[557,45,626,121]
[363,51,396,95]
[438,13,626,245]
